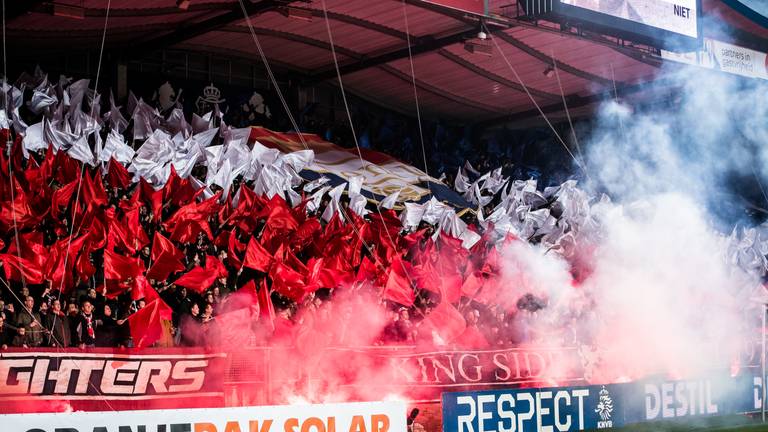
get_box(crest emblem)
[596,386,613,420]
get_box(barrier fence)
[0,346,766,431]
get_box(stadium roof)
[5,0,768,126]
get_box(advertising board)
[442,371,763,431]
[560,0,698,38]
[0,349,227,411]
[518,0,701,50]
[661,37,768,80]
[0,401,407,432]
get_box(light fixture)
[280,6,313,22]
[176,0,190,10]
[543,66,554,77]
[464,39,492,56]
[477,30,487,40]
[52,2,85,19]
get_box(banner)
[661,38,768,80]
[0,400,407,432]
[248,127,470,208]
[375,347,585,389]
[0,349,226,412]
[442,369,764,432]
[231,347,586,403]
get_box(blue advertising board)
[442,369,765,432]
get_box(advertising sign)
[0,401,407,432]
[0,349,227,411]
[518,0,700,50]
[661,37,768,80]
[442,371,762,432]
[442,384,622,432]
[560,0,698,38]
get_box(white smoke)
[498,62,768,383]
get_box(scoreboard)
[520,0,701,51]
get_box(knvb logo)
[595,386,614,429]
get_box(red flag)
[258,278,275,332]
[355,256,379,283]
[461,272,484,298]
[107,219,140,254]
[226,185,263,231]
[173,256,226,293]
[0,254,44,284]
[419,301,466,344]
[134,179,163,221]
[163,165,197,208]
[81,170,108,208]
[382,257,415,306]
[50,180,77,220]
[128,288,173,348]
[207,255,227,278]
[170,218,213,243]
[8,233,47,269]
[227,230,245,269]
[0,193,41,231]
[131,275,153,301]
[440,274,463,304]
[269,261,307,302]
[261,196,298,231]
[52,149,80,184]
[243,237,273,273]
[74,244,96,280]
[124,207,150,252]
[224,280,259,312]
[106,158,133,190]
[306,257,349,291]
[291,218,322,249]
[151,232,184,263]
[164,191,221,232]
[216,307,257,348]
[103,249,142,281]
[146,251,186,281]
[45,235,88,293]
[173,266,212,292]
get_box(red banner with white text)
[0,348,227,413]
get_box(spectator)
[179,303,202,347]
[394,308,416,343]
[44,300,71,348]
[75,300,99,348]
[96,304,118,347]
[12,327,30,348]
[15,296,43,347]
[456,309,489,350]
[0,316,10,349]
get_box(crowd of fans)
[0,72,582,352]
[0,147,564,351]
[0,181,547,350]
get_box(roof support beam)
[289,6,409,40]
[378,64,499,113]
[220,25,361,58]
[491,31,614,87]
[306,27,477,83]
[125,0,297,60]
[219,26,500,113]
[437,49,560,101]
